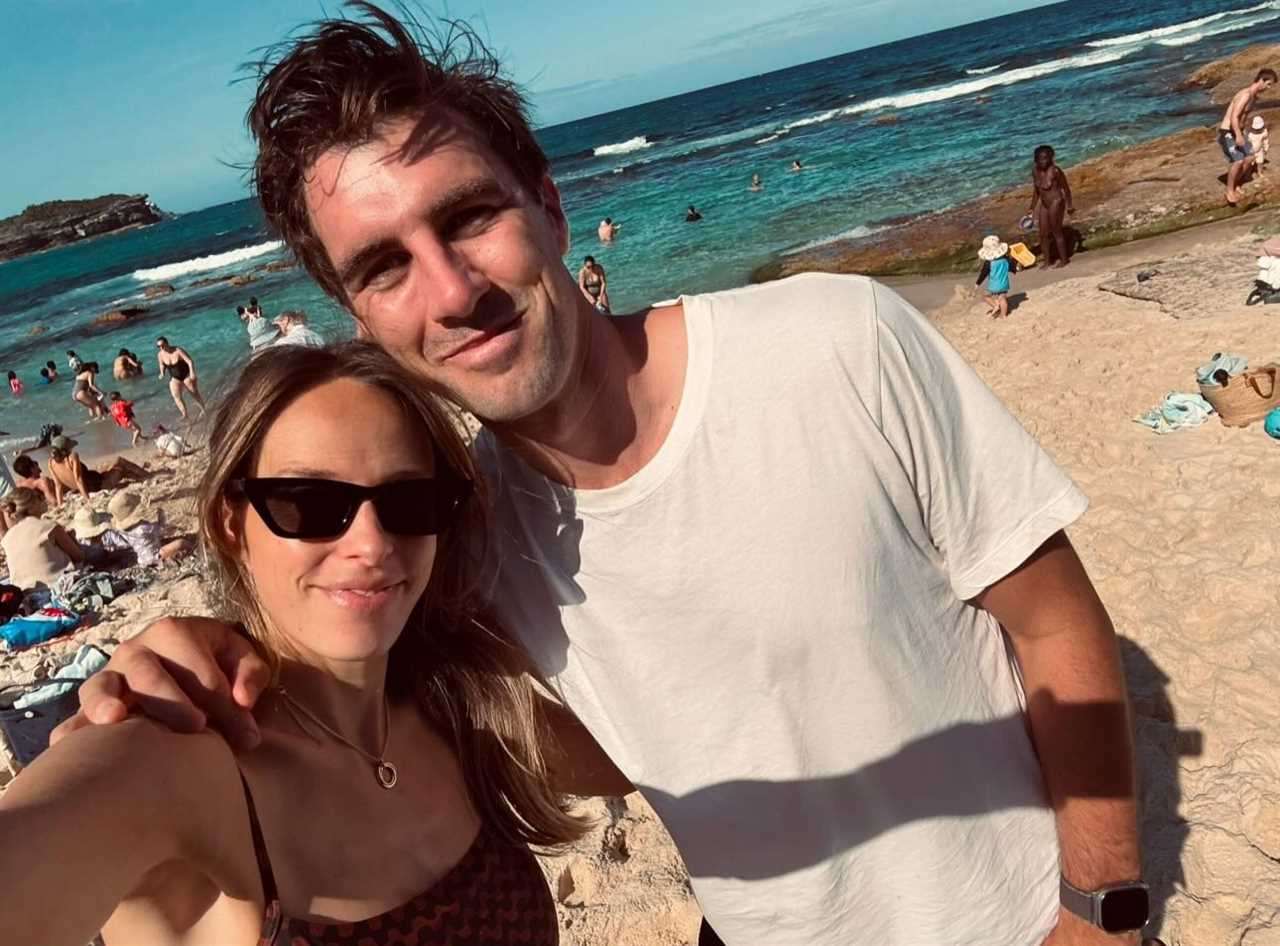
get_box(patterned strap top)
[238,775,559,946]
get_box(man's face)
[304,114,581,423]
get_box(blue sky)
[0,0,1055,216]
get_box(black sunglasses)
[230,475,468,540]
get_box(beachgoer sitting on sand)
[1249,115,1271,176]
[155,336,207,420]
[976,234,1013,319]
[108,391,145,447]
[47,435,150,502]
[98,489,192,567]
[45,360,59,382]
[112,348,143,380]
[0,342,595,946]
[1028,144,1074,268]
[12,455,63,506]
[0,487,85,590]
[749,173,763,191]
[578,256,611,314]
[597,216,619,242]
[272,310,326,348]
[685,204,702,222]
[1220,68,1277,205]
[72,361,107,419]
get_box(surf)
[131,240,283,282]
[593,135,654,157]
[1086,1,1278,47]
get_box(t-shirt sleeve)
[869,281,1087,600]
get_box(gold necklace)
[277,686,398,789]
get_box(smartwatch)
[1060,876,1150,933]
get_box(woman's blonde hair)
[197,341,585,848]
[2,487,44,522]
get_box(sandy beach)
[3,207,1279,944]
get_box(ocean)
[0,0,1276,454]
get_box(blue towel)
[13,643,107,707]
[1135,392,1216,434]
[1196,354,1248,387]
[0,606,80,651]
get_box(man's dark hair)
[12,456,38,478]
[156,336,169,346]
[66,350,75,357]
[247,1,549,306]
[583,255,595,264]
[39,367,48,379]
[1257,68,1277,84]
[118,348,130,357]
[45,360,55,369]
[249,296,258,306]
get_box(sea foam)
[1087,1,1277,47]
[1156,7,1280,46]
[964,63,1005,75]
[131,241,284,282]
[593,135,654,156]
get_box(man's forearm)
[1016,620,1141,888]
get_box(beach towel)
[1196,353,1248,387]
[0,606,81,650]
[52,570,131,613]
[13,644,109,708]
[1135,392,1216,434]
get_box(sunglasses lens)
[255,481,352,539]
[374,478,460,535]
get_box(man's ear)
[538,174,570,255]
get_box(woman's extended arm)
[46,473,64,506]
[68,454,92,500]
[0,720,245,946]
[49,523,86,565]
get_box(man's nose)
[411,235,491,323]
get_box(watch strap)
[1059,876,1099,925]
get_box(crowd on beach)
[9,5,1263,946]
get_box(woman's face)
[234,378,441,668]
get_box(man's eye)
[450,206,496,235]
[364,253,409,288]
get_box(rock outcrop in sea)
[0,194,166,262]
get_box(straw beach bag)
[1199,363,1280,427]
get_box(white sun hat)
[978,234,1009,261]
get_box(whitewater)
[132,240,283,282]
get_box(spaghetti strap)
[238,772,279,904]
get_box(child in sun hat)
[1249,115,1270,175]
[99,489,191,567]
[975,234,1013,319]
[108,391,145,447]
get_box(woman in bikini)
[577,255,611,314]
[46,434,150,501]
[72,360,107,419]
[0,343,620,946]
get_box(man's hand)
[1041,907,1140,946]
[51,616,270,750]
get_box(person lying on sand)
[47,435,150,501]
[0,343,618,946]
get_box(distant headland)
[0,194,167,262]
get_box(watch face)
[1100,887,1149,932]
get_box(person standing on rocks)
[1028,145,1075,268]
[59,7,1148,945]
[1219,67,1277,206]
[155,336,206,421]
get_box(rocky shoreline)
[754,44,1280,282]
[0,194,166,262]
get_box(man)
[597,216,619,242]
[685,203,703,221]
[65,6,1146,944]
[12,455,61,507]
[154,336,206,420]
[1219,67,1276,205]
[271,310,326,348]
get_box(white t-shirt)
[274,325,326,348]
[477,274,1087,945]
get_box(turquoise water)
[0,0,1275,453]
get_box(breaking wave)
[132,241,283,282]
[965,63,1005,75]
[593,135,654,156]
[1087,2,1278,47]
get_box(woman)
[0,343,610,946]
[72,360,107,418]
[0,487,85,590]
[113,348,143,380]
[577,255,610,314]
[47,435,150,501]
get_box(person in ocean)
[8,371,24,396]
[67,350,82,373]
[45,360,59,382]
[749,173,763,191]
[1027,144,1074,268]
[1249,115,1270,177]
[976,234,1013,319]
[577,255,611,314]
[790,159,803,171]
[596,216,619,242]
[155,336,207,420]
[38,367,51,384]
[72,361,107,419]
[113,348,143,380]
[685,204,703,222]
[0,342,585,946]
[108,391,145,447]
